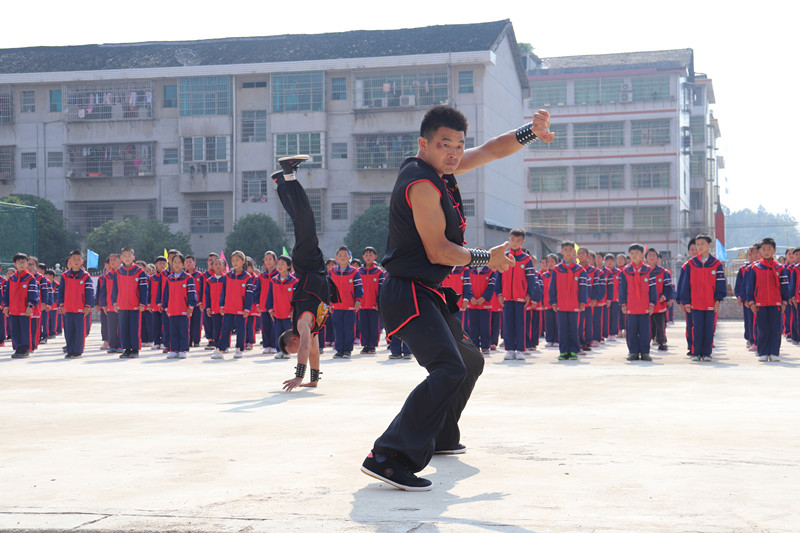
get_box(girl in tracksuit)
[215,251,254,358]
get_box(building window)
[690,153,705,178]
[64,80,154,121]
[284,189,323,233]
[191,200,224,233]
[632,76,670,102]
[529,123,567,150]
[49,90,62,113]
[530,81,566,108]
[462,198,475,218]
[355,133,417,169]
[182,136,230,173]
[67,143,154,178]
[179,76,231,116]
[355,71,447,109]
[163,207,179,224]
[331,202,348,220]
[331,142,348,160]
[573,122,624,148]
[272,72,324,113]
[66,199,155,237]
[690,116,705,147]
[458,71,474,94]
[163,148,178,165]
[331,77,347,101]
[163,85,177,108]
[353,193,391,217]
[574,165,624,190]
[573,77,627,105]
[526,209,567,235]
[21,91,35,113]
[242,170,269,202]
[575,208,624,233]
[690,189,704,211]
[634,206,670,229]
[21,152,36,169]
[242,81,267,89]
[631,119,671,146]
[47,151,63,168]
[275,133,323,168]
[0,89,12,123]
[632,163,670,189]
[528,167,567,192]
[241,110,267,142]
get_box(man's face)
[509,234,525,251]
[363,251,376,265]
[284,335,300,355]
[562,246,576,263]
[419,127,465,176]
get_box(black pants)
[374,278,484,473]
[650,312,667,345]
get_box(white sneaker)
[167,352,179,359]
[234,348,243,358]
[262,348,272,355]
[211,349,223,359]
[151,344,162,350]
[274,351,284,359]
[178,352,187,359]
[607,335,616,341]
[504,351,516,360]
[515,351,526,360]
[282,352,291,359]
[771,354,781,362]
[758,355,768,362]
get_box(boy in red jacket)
[646,249,674,352]
[358,247,385,355]
[330,246,363,358]
[162,253,198,359]
[214,251,254,359]
[549,242,588,360]
[2,253,39,358]
[497,228,540,360]
[746,237,790,362]
[57,250,94,358]
[111,247,149,359]
[619,244,656,361]
[265,255,298,358]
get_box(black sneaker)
[278,154,310,176]
[333,352,345,359]
[360,346,369,354]
[128,350,140,358]
[343,352,352,358]
[120,349,132,359]
[658,344,668,351]
[640,353,653,361]
[360,452,432,492]
[62,346,68,353]
[12,350,30,359]
[389,353,403,359]
[270,170,284,184]
[626,353,639,361]
[434,443,466,455]
[65,353,82,359]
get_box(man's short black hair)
[420,105,469,140]
[277,329,298,355]
[761,237,777,248]
[628,243,645,253]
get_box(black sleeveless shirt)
[381,157,466,285]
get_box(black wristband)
[467,248,491,268]
[310,368,322,382]
[295,363,307,379]
[515,123,538,145]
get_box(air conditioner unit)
[372,98,388,108]
[619,92,631,102]
[622,84,630,91]
[399,95,416,106]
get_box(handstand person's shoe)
[278,154,310,178]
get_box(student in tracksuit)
[162,253,198,359]
[442,265,470,328]
[213,251,254,359]
[27,257,49,351]
[111,247,149,359]
[541,254,559,346]
[0,272,6,346]
[576,248,597,351]
[58,250,94,358]
[550,242,588,360]
[523,254,543,354]
[734,247,756,349]
[330,246,363,358]
[467,264,496,354]
[44,269,59,340]
[592,253,610,344]
[2,253,39,358]
[99,254,122,353]
[204,258,226,356]
[679,234,727,361]
[202,253,221,348]
[788,247,800,345]
[604,254,621,340]
[675,238,698,355]
[619,244,657,361]
[264,255,298,358]
[497,229,539,361]
[358,247,385,355]
[185,255,204,348]
[747,237,790,362]
[646,249,674,351]
[256,251,278,354]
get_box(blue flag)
[87,249,99,269]
[715,239,727,262]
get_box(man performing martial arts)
[273,155,337,392]
[360,105,554,491]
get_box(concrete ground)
[0,320,798,533]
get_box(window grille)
[47,152,63,168]
[331,77,347,101]
[21,153,36,169]
[63,80,154,121]
[353,193,390,217]
[528,167,567,192]
[331,142,348,160]
[191,200,225,233]
[690,116,705,146]
[331,202,348,220]
[530,81,566,108]
[163,207,179,224]
[242,111,267,142]
[242,81,267,89]
[632,163,670,189]
[66,199,156,236]
[163,85,177,108]
[528,124,567,150]
[690,153,705,178]
[462,198,475,218]
[182,136,231,173]
[526,209,568,235]
[0,87,13,123]
[354,71,447,109]
[575,208,624,233]
[0,147,14,183]
[284,188,323,234]
[242,171,269,202]
[274,133,323,168]
[631,76,670,102]
[631,119,671,146]
[458,71,474,94]
[633,206,670,229]
[49,90,62,113]
[21,91,35,113]
[574,165,624,190]
[573,122,624,148]
[163,148,178,165]
[179,76,231,116]
[67,143,154,178]
[272,72,324,112]
[355,133,417,169]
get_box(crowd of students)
[1,232,793,364]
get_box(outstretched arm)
[455,109,554,176]
[283,313,314,391]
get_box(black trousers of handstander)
[374,276,485,473]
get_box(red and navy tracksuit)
[57,268,95,355]
[30,271,50,350]
[618,262,657,356]
[217,271,254,352]
[466,266,495,350]
[358,265,385,350]
[679,255,727,358]
[204,274,225,347]
[734,263,755,345]
[162,271,198,353]
[187,269,204,345]
[649,265,674,347]
[330,265,363,355]
[675,260,694,352]
[592,267,610,342]
[255,269,278,350]
[788,264,800,343]
[0,275,6,344]
[97,270,121,351]
[3,271,39,353]
[263,273,298,348]
[541,269,558,344]
[442,266,470,327]
[549,261,589,355]
[202,269,217,345]
[497,249,540,352]
[110,264,149,352]
[746,258,790,357]
[525,270,544,350]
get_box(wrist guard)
[294,363,307,379]
[468,248,491,268]
[310,368,322,382]
[515,123,538,145]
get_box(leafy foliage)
[0,193,78,268]
[224,213,286,262]
[87,217,191,265]
[723,205,800,250]
[344,203,390,261]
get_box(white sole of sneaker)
[360,466,432,492]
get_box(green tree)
[87,217,192,266]
[723,205,800,250]
[225,213,286,262]
[344,203,390,261]
[0,193,78,268]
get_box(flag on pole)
[87,249,99,269]
[163,248,169,260]
[716,239,727,261]
[282,246,290,256]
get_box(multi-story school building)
[522,49,722,264]
[0,20,538,259]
